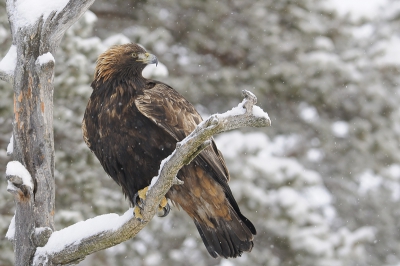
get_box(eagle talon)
[133,186,149,210]
[133,205,144,221]
[158,203,170,217]
[157,196,170,217]
[133,192,144,210]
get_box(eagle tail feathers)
[194,213,255,258]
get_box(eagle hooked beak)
[138,53,158,66]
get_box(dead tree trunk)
[1,1,95,265]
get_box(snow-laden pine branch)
[32,90,271,265]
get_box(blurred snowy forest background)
[1,0,400,265]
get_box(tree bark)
[1,1,95,265]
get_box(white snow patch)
[220,260,235,266]
[6,161,34,190]
[382,1,400,20]
[303,187,332,208]
[314,36,334,51]
[384,164,400,180]
[142,62,169,78]
[158,8,170,20]
[133,241,147,255]
[214,131,247,159]
[270,134,300,156]
[218,101,246,118]
[57,210,84,223]
[306,51,339,65]
[337,227,375,256]
[242,132,269,154]
[144,252,162,266]
[149,176,159,191]
[183,237,197,248]
[149,153,173,191]
[278,187,299,208]
[34,209,134,258]
[0,45,17,75]
[331,121,349,138]
[7,134,13,156]
[7,181,18,192]
[252,105,270,121]
[327,0,387,20]
[377,36,400,65]
[352,24,374,40]
[36,52,55,66]
[358,171,382,195]
[177,54,190,66]
[388,182,400,201]
[35,227,50,238]
[0,26,7,40]
[11,0,69,30]
[103,34,131,47]
[5,215,15,241]
[307,148,324,162]
[84,10,97,24]
[299,103,319,122]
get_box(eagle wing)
[135,82,230,181]
[136,82,256,258]
[135,82,201,141]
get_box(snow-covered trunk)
[12,22,56,266]
[1,1,95,265]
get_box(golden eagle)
[82,43,256,258]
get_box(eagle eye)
[131,52,137,57]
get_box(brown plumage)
[82,43,256,258]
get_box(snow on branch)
[5,215,15,242]
[8,0,69,32]
[0,0,96,84]
[6,161,34,190]
[7,134,13,156]
[36,52,55,66]
[5,161,34,204]
[0,45,16,83]
[33,90,271,265]
[6,0,95,37]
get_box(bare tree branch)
[48,0,96,46]
[33,90,271,265]
[0,70,13,83]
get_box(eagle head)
[94,43,158,82]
